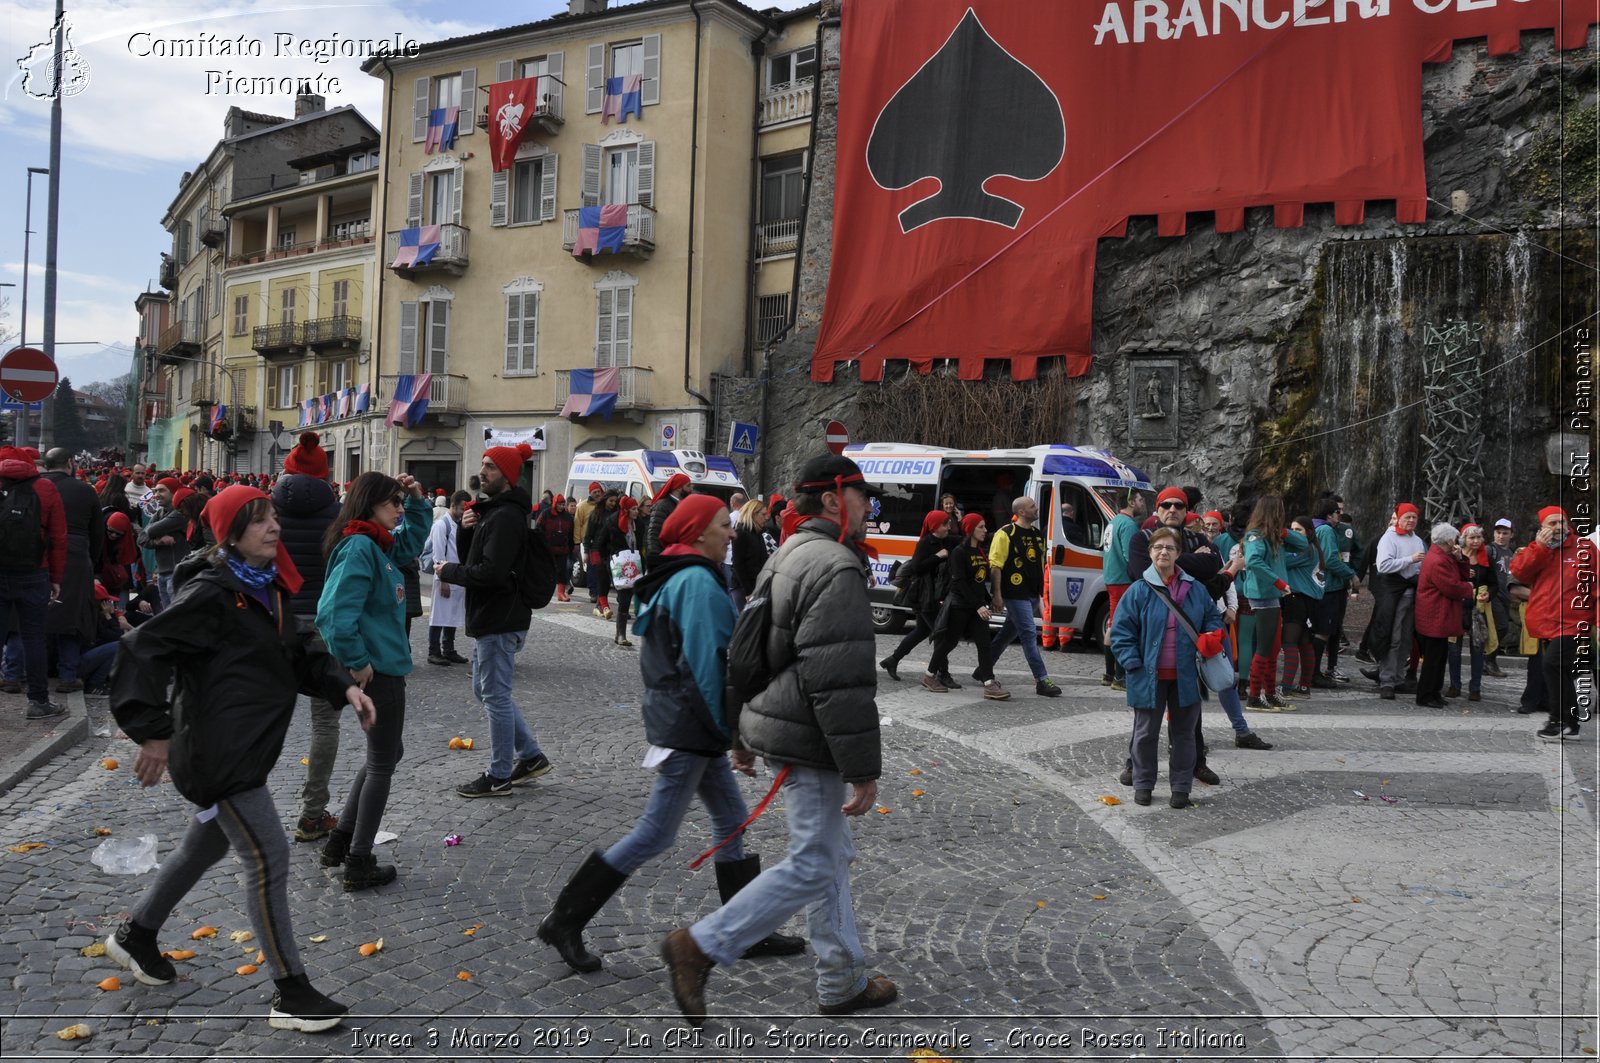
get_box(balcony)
[198,207,227,248]
[303,315,362,349]
[159,257,178,291]
[143,394,171,424]
[561,205,656,259]
[476,94,564,137]
[554,366,652,410]
[377,373,469,423]
[756,218,801,259]
[759,77,814,127]
[252,321,303,359]
[190,376,222,407]
[384,224,469,277]
[155,319,203,363]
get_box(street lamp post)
[22,167,48,352]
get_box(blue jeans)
[1216,635,1249,734]
[472,630,541,779]
[690,765,867,1006]
[0,569,49,702]
[78,642,119,689]
[990,597,1047,680]
[603,751,748,874]
[1447,638,1484,695]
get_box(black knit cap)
[794,454,880,498]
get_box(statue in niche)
[1140,373,1167,420]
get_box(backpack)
[513,514,559,609]
[724,574,776,723]
[0,478,44,572]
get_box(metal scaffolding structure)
[1421,320,1486,527]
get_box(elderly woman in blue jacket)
[1110,525,1226,809]
[314,471,430,891]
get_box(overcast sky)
[0,0,813,387]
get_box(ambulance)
[564,449,747,505]
[846,443,1155,645]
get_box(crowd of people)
[2,436,1591,1032]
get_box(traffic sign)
[660,422,676,448]
[728,420,759,456]
[824,419,849,456]
[0,397,43,413]
[0,347,58,403]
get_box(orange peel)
[235,964,258,976]
[101,759,118,770]
[96,976,121,991]
[190,926,217,939]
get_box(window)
[505,290,539,375]
[176,221,192,267]
[211,275,222,318]
[232,295,248,337]
[595,279,634,367]
[605,146,637,206]
[511,157,544,225]
[434,73,462,110]
[280,288,297,325]
[518,56,548,80]
[755,293,789,345]
[317,358,351,395]
[332,218,369,240]
[761,153,805,224]
[268,364,298,408]
[429,170,456,225]
[610,41,643,79]
[766,45,816,88]
[585,36,658,114]
[412,70,476,143]
[1055,482,1102,549]
[331,280,350,319]
[277,229,297,250]
[399,292,452,376]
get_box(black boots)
[342,852,397,892]
[715,854,807,958]
[320,829,350,868]
[537,851,628,973]
[269,972,349,1033]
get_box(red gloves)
[1274,579,1290,593]
[1196,629,1225,658]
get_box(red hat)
[1394,502,1419,524]
[961,512,986,537]
[283,432,330,479]
[434,487,446,497]
[1539,506,1567,525]
[660,493,726,549]
[553,494,566,506]
[617,495,639,533]
[921,510,951,536]
[485,442,534,486]
[588,481,604,495]
[93,581,116,602]
[652,472,691,504]
[202,485,303,595]
[107,511,132,534]
[1204,511,1224,523]
[1156,486,1188,509]
[171,487,195,508]
[156,476,182,493]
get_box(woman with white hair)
[1413,522,1476,709]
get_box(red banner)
[812,0,1593,382]
[487,76,540,173]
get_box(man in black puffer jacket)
[661,455,893,1028]
[271,433,344,842]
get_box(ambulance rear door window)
[868,479,938,536]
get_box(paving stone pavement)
[0,599,1594,1061]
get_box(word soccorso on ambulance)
[847,443,1154,644]
[564,449,747,506]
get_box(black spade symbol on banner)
[867,10,1064,233]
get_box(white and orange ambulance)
[564,449,747,506]
[846,443,1155,645]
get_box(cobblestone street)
[1,594,1595,1061]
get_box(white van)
[847,443,1155,644]
[564,449,747,505]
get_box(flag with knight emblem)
[489,77,540,172]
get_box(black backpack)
[724,574,777,725]
[513,514,559,610]
[0,478,44,572]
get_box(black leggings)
[889,608,939,661]
[927,606,997,681]
[614,588,635,638]
[336,673,406,857]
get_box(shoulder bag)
[1148,581,1235,693]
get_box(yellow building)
[363,0,819,494]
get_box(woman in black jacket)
[921,513,1009,700]
[879,510,954,681]
[730,498,772,605]
[600,496,643,645]
[584,491,621,620]
[106,486,376,1034]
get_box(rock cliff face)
[729,21,1596,532]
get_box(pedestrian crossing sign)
[728,421,759,456]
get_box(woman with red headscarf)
[600,495,644,645]
[879,510,955,681]
[97,511,141,600]
[106,485,376,1034]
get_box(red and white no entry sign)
[0,347,58,404]
[824,419,849,456]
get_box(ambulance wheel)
[871,605,907,635]
[1086,598,1109,649]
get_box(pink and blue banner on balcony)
[573,205,627,257]
[386,373,433,428]
[391,225,442,268]
[601,75,642,124]
[559,367,619,420]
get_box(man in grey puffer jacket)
[661,454,894,1026]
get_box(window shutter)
[545,51,564,118]
[581,144,601,207]
[406,172,424,228]
[495,59,513,83]
[288,366,299,404]
[490,170,509,227]
[430,301,450,374]
[413,77,431,142]
[266,369,278,408]
[450,164,464,225]
[316,360,329,396]
[614,287,632,366]
[637,140,655,208]
[641,34,661,106]
[585,43,605,114]
[596,288,613,366]
[399,300,418,375]
[504,295,519,374]
[457,68,476,135]
[524,293,538,373]
[540,152,559,221]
